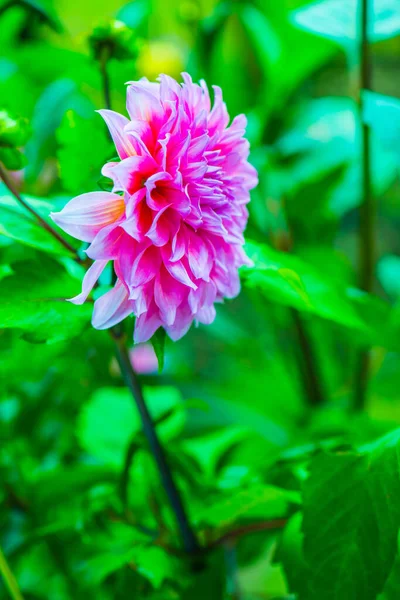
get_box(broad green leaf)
[303,429,400,600]
[292,0,400,47]
[242,240,384,335]
[56,110,113,194]
[0,260,91,342]
[0,192,75,256]
[77,385,185,467]
[275,512,310,599]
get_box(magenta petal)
[154,267,186,326]
[50,192,125,243]
[134,304,162,343]
[86,223,124,260]
[97,110,135,159]
[69,259,108,305]
[92,280,132,329]
[163,255,197,290]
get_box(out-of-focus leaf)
[56,110,112,194]
[380,553,400,600]
[378,255,400,299]
[77,386,185,467]
[117,0,150,29]
[292,0,400,47]
[26,79,93,178]
[0,0,63,32]
[303,429,400,600]
[0,110,30,148]
[278,97,399,216]
[363,91,400,159]
[0,192,75,256]
[0,260,91,342]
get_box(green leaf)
[0,146,26,170]
[77,385,185,467]
[0,191,75,256]
[242,240,383,335]
[150,328,166,373]
[278,97,398,216]
[378,255,400,299]
[275,512,310,599]
[0,260,91,343]
[292,0,400,47]
[193,484,299,528]
[0,110,30,147]
[56,110,113,194]
[303,429,400,600]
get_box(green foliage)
[302,430,400,600]
[1,0,400,599]
[56,110,113,194]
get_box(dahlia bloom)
[51,73,258,342]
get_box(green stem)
[0,162,77,256]
[0,546,24,600]
[112,331,200,556]
[291,309,325,406]
[354,0,373,410]
[99,45,112,111]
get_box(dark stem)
[208,518,288,549]
[112,331,200,556]
[0,162,77,256]
[224,542,241,600]
[354,0,373,410]
[99,45,112,111]
[291,309,325,406]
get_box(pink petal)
[97,110,136,159]
[92,280,133,329]
[154,266,186,326]
[68,259,108,305]
[134,303,162,343]
[86,223,124,259]
[51,192,125,243]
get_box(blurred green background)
[1,0,400,598]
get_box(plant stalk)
[0,546,24,600]
[99,45,112,111]
[0,162,77,256]
[354,0,373,410]
[112,331,200,556]
[291,309,325,406]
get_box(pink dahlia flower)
[51,73,258,342]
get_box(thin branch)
[0,162,77,256]
[111,330,201,557]
[291,309,325,406]
[354,0,373,410]
[99,45,112,111]
[208,518,288,549]
[0,546,25,600]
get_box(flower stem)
[291,309,325,406]
[354,0,373,410]
[0,161,77,256]
[99,45,112,111]
[112,330,200,556]
[0,546,24,600]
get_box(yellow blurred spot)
[136,39,186,80]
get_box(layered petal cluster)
[51,73,258,342]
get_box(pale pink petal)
[50,192,125,243]
[69,259,108,305]
[92,280,132,329]
[97,110,136,159]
